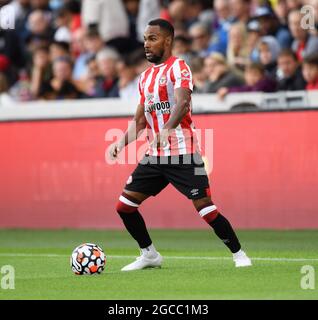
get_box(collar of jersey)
[152,56,175,68]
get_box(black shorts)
[124,153,210,200]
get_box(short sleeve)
[170,59,193,91]
[138,75,145,105]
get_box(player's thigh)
[164,154,210,200]
[124,157,169,199]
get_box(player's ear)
[165,36,173,48]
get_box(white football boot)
[121,244,163,271]
[233,249,252,267]
[121,251,163,271]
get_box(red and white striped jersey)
[138,55,200,156]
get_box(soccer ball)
[70,243,106,275]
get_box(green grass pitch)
[0,229,317,300]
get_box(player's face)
[144,25,168,64]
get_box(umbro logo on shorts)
[190,188,199,196]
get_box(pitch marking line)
[0,253,317,262]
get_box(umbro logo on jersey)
[181,69,190,78]
[145,101,171,114]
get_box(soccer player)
[109,19,252,271]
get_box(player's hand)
[151,129,170,149]
[108,142,124,160]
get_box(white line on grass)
[0,253,317,262]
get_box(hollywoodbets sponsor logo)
[145,101,171,114]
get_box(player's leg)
[165,153,251,267]
[117,189,152,249]
[116,158,168,271]
[192,196,252,267]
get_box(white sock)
[141,243,157,257]
[233,249,244,258]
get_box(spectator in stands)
[30,46,52,98]
[117,49,148,100]
[134,48,149,75]
[38,56,82,99]
[71,27,85,59]
[273,0,289,27]
[230,0,252,24]
[226,22,249,71]
[246,19,261,62]
[81,0,129,44]
[123,0,140,42]
[209,0,234,55]
[56,0,81,33]
[9,68,34,101]
[136,0,160,43]
[250,5,292,48]
[0,27,26,86]
[276,48,306,91]
[73,29,104,81]
[184,0,213,28]
[30,0,50,11]
[202,52,244,93]
[258,36,281,79]
[93,48,120,98]
[161,0,187,28]
[288,9,318,61]
[217,62,277,99]
[53,7,72,43]
[188,22,214,58]
[117,62,137,101]
[302,53,318,90]
[190,56,207,93]
[24,9,54,52]
[285,0,302,11]
[172,35,195,65]
[49,41,70,62]
[74,55,99,98]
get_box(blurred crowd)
[1,0,318,102]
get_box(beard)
[145,49,164,63]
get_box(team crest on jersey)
[159,75,167,86]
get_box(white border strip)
[199,205,217,217]
[119,195,139,207]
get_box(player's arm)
[109,103,146,159]
[153,87,191,147]
[163,87,191,130]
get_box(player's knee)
[116,192,141,214]
[196,201,219,224]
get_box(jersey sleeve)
[138,75,145,105]
[170,59,193,91]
